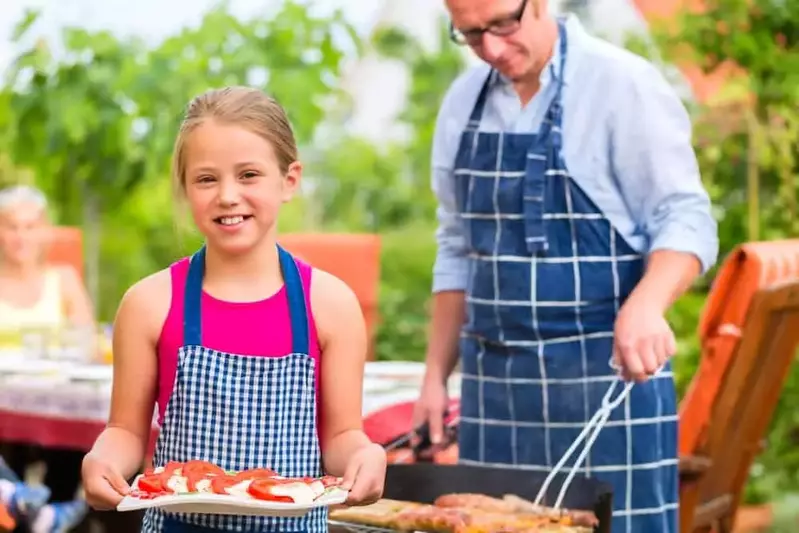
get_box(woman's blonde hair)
[171,86,298,200]
[0,185,50,265]
[0,185,48,216]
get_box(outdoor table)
[0,358,448,453]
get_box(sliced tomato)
[247,479,294,502]
[130,488,169,500]
[210,474,239,495]
[137,474,170,494]
[186,472,208,492]
[182,460,226,478]
[144,461,183,478]
[233,468,278,482]
[180,460,226,492]
[297,475,340,487]
[318,475,342,488]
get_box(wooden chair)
[679,240,799,532]
[46,226,84,280]
[278,233,381,359]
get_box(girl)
[0,184,93,533]
[81,87,386,533]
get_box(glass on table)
[20,327,50,360]
[56,324,98,363]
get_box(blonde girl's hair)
[171,86,298,200]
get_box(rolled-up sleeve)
[431,86,470,293]
[609,62,719,274]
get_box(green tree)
[0,2,359,319]
[308,20,467,360]
[645,0,799,503]
[651,0,799,247]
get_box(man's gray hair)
[0,185,48,213]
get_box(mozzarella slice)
[269,482,316,504]
[225,480,254,499]
[308,480,325,497]
[166,475,190,494]
[194,478,213,493]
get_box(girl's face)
[182,120,301,256]
[0,205,48,268]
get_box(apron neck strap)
[277,244,310,355]
[183,245,310,355]
[550,18,568,116]
[466,70,496,127]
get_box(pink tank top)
[156,257,322,427]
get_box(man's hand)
[613,296,677,382]
[410,373,450,457]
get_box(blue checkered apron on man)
[141,245,325,533]
[454,20,679,533]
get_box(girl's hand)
[341,443,386,506]
[81,452,131,510]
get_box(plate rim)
[117,487,348,514]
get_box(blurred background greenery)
[0,0,797,509]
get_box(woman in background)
[0,184,93,532]
[0,185,93,330]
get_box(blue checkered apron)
[453,21,679,533]
[141,245,325,533]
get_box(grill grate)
[327,520,404,533]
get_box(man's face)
[446,0,550,82]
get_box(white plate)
[117,487,348,517]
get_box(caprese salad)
[129,460,344,505]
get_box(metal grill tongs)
[533,360,665,510]
[328,521,397,533]
[383,413,459,463]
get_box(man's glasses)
[449,0,529,46]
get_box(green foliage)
[307,138,415,231]
[648,0,799,505]
[0,2,358,318]
[311,19,466,362]
[666,292,704,398]
[375,224,437,361]
[664,0,798,111]
[367,21,466,361]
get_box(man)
[412,0,718,531]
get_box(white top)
[0,268,63,331]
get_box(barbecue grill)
[353,404,614,533]
[329,463,613,533]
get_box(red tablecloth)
[0,360,448,456]
[0,409,158,454]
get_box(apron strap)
[521,18,569,254]
[466,69,496,129]
[183,246,205,346]
[277,245,310,355]
[182,244,310,355]
[548,19,568,151]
